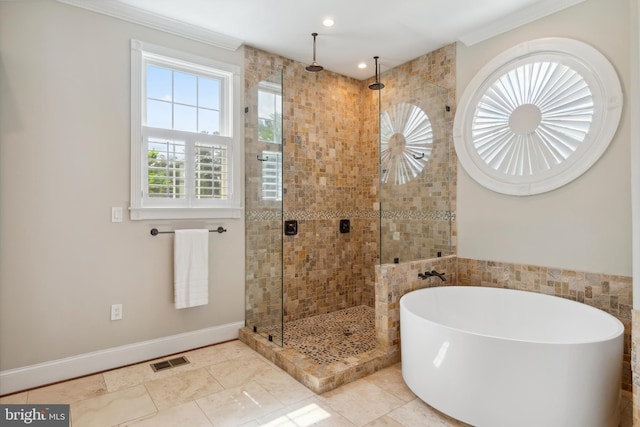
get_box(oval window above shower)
[381,103,433,185]
[453,38,623,196]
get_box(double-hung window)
[130,40,242,219]
[257,80,283,201]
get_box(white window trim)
[453,38,623,196]
[130,39,243,220]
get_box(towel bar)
[150,227,227,236]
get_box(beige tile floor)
[0,340,633,427]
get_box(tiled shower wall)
[375,257,633,392]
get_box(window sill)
[129,207,243,220]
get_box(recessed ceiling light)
[323,18,334,27]
[358,62,367,69]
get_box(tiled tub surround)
[375,256,633,393]
[457,257,633,393]
[375,256,458,351]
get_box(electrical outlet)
[110,304,123,321]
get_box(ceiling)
[59,0,584,80]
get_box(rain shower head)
[305,32,324,72]
[368,56,385,90]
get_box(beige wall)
[456,0,632,277]
[0,1,245,371]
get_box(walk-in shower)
[242,45,453,392]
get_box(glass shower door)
[379,77,453,264]
[244,70,284,346]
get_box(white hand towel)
[174,229,209,309]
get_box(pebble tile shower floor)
[240,305,396,394]
[284,306,377,365]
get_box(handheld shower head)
[305,33,324,72]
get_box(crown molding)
[458,0,586,46]
[56,0,243,51]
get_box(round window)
[454,38,622,195]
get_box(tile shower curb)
[238,327,398,394]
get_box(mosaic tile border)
[246,209,457,221]
[246,209,380,221]
[382,210,456,221]
[246,210,283,221]
[284,210,379,220]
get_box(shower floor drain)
[151,356,190,372]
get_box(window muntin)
[147,137,186,199]
[145,64,222,135]
[130,39,241,219]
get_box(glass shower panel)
[379,74,452,264]
[244,70,284,346]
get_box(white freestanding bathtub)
[400,286,624,427]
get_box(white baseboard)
[0,321,244,395]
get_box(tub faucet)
[418,270,447,281]
[430,270,446,281]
